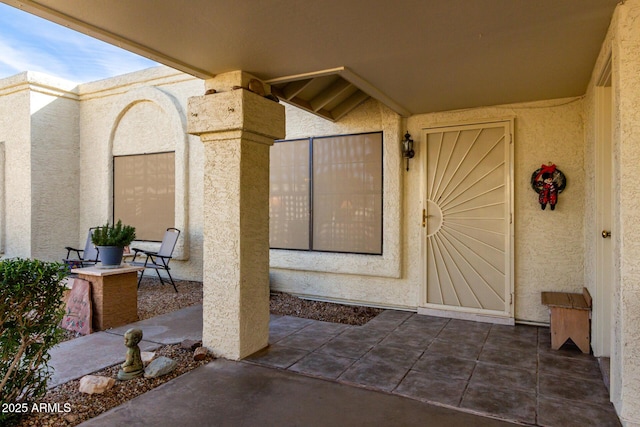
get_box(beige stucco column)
[187,71,285,360]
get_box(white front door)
[420,120,514,324]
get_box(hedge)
[0,258,68,425]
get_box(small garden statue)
[117,328,144,380]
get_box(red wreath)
[534,163,556,181]
[531,163,566,211]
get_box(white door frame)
[593,54,613,357]
[418,118,515,325]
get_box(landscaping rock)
[17,284,381,427]
[79,375,115,394]
[180,339,202,350]
[193,346,208,361]
[141,351,156,365]
[144,356,177,378]
[64,414,79,424]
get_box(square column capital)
[188,88,285,142]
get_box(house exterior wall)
[30,86,80,261]
[269,99,410,308]
[0,67,206,275]
[0,68,590,324]
[0,11,637,420]
[0,3,637,423]
[409,99,585,323]
[0,73,31,257]
[268,95,586,324]
[0,72,79,261]
[76,67,204,279]
[0,74,32,258]
[583,1,640,425]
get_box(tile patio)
[246,311,620,426]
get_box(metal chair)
[130,228,180,292]
[63,227,100,269]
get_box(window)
[269,132,382,254]
[113,152,175,242]
[270,139,311,250]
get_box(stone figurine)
[117,328,144,380]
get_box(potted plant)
[91,220,136,268]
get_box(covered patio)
[1,0,639,425]
[46,303,618,426]
[250,312,618,426]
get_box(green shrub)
[91,219,136,247]
[0,258,68,425]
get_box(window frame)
[112,150,176,243]
[269,131,383,255]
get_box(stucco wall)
[30,89,80,261]
[0,74,35,258]
[0,72,80,261]
[0,67,591,324]
[77,67,204,280]
[268,99,412,309]
[618,39,640,422]
[409,99,585,323]
[269,96,585,322]
[583,2,640,425]
[610,1,640,424]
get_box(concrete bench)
[541,287,592,354]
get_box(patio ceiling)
[2,0,618,118]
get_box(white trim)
[419,116,517,130]
[593,58,614,357]
[418,305,515,325]
[266,67,412,118]
[507,118,515,320]
[265,67,348,84]
[597,52,613,87]
[287,292,417,312]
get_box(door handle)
[602,230,611,238]
[422,209,435,228]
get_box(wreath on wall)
[530,163,566,210]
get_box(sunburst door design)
[422,121,513,321]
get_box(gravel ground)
[13,344,216,427]
[270,291,383,325]
[12,278,382,426]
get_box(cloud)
[0,3,158,83]
[0,38,45,74]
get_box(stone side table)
[71,264,144,331]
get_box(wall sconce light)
[401,131,415,171]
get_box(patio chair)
[63,227,100,270]
[130,228,180,292]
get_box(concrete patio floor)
[246,311,621,426]
[81,358,516,427]
[49,305,620,426]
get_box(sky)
[0,3,158,84]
